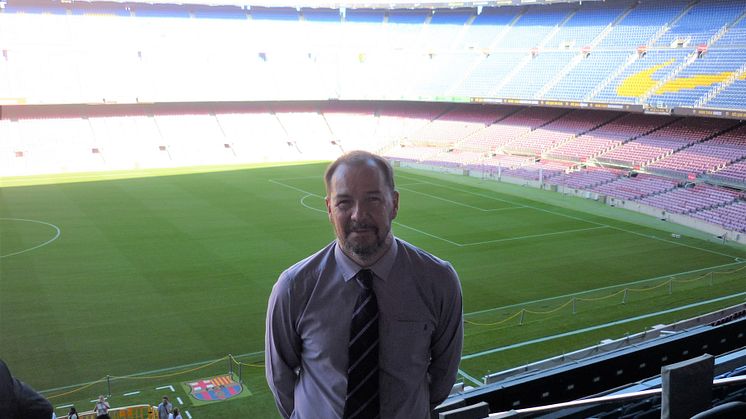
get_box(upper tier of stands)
[0,0,744,110]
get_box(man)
[266,151,463,418]
[0,359,53,419]
[157,396,172,419]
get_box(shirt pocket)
[382,318,434,373]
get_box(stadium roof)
[61,0,601,9]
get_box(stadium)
[1,0,746,417]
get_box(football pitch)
[1,162,745,417]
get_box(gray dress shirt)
[266,238,463,419]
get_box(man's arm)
[265,274,302,419]
[0,360,53,419]
[428,265,464,408]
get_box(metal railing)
[489,375,746,418]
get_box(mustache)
[347,222,378,232]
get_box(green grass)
[1,162,745,418]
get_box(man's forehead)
[330,162,385,188]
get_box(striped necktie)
[343,269,380,419]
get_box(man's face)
[326,161,399,264]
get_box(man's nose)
[351,201,366,220]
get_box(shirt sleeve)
[265,272,302,419]
[427,264,464,408]
[14,377,54,419]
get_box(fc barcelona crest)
[187,374,243,402]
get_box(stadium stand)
[421,149,485,168]
[637,183,742,214]
[407,106,498,147]
[595,117,737,167]
[451,52,529,98]
[708,160,746,187]
[592,49,695,104]
[456,6,515,50]
[543,0,631,49]
[546,113,671,162]
[477,154,536,171]
[457,107,566,152]
[589,173,681,200]
[2,0,746,109]
[502,109,618,156]
[690,200,746,232]
[648,49,746,108]
[498,3,573,48]
[500,159,575,181]
[544,51,634,101]
[654,0,746,48]
[595,0,689,49]
[440,312,746,417]
[645,124,746,179]
[545,167,625,190]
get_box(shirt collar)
[334,237,398,283]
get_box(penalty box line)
[397,185,524,212]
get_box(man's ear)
[325,196,333,220]
[391,190,400,219]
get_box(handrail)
[57,404,154,419]
[489,375,746,417]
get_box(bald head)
[324,151,395,197]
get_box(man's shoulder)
[396,238,455,273]
[279,241,336,283]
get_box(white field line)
[397,185,522,212]
[461,226,608,247]
[458,369,483,387]
[461,290,746,360]
[185,410,193,419]
[605,225,741,260]
[300,194,327,214]
[392,222,463,246]
[177,397,184,405]
[269,175,320,181]
[0,218,61,258]
[396,174,529,207]
[268,179,322,198]
[397,181,429,187]
[466,260,746,317]
[395,174,742,260]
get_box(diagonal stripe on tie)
[344,269,380,419]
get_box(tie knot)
[356,269,374,289]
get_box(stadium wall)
[608,198,746,245]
